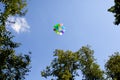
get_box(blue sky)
[9,0,120,80]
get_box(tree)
[41,49,81,80]
[0,0,27,25]
[108,0,120,25]
[41,46,104,80]
[105,52,120,80]
[0,0,31,80]
[77,46,104,80]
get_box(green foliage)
[0,28,31,80]
[0,27,31,80]
[0,0,27,25]
[77,46,104,80]
[41,46,104,80]
[41,49,81,80]
[0,0,31,80]
[105,52,120,80]
[108,0,120,25]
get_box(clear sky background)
[9,0,120,80]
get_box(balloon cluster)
[53,23,65,35]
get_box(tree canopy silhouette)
[41,46,104,80]
[108,0,120,25]
[0,0,31,80]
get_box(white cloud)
[6,16,30,33]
